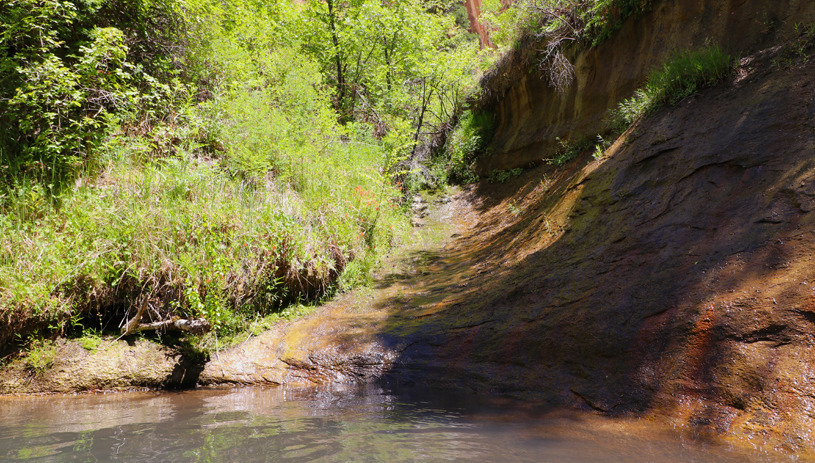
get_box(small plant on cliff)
[488,168,523,183]
[478,0,654,98]
[610,45,732,128]
[592,135,611,160]
[774,21,815,68]
[793,22,815,58]
[545,136,599,166]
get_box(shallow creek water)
[0,385,787,462]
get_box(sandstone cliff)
[478,0,815,173]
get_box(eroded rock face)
[379,54,815,452]
[0,340,204,393]
[478,0,815,174]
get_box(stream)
[0,385,784,462]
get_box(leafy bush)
[434,111,495,184]
[488,168,524,183]
[24,340,58,373]
[0,0,186,186]
[582,0,653,45]
[611,45,732,128]
[543,136,600,166]
[772,21,815,68]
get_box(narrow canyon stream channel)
[0,385,789,462]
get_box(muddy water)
[0,385,785,462]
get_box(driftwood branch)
[121,298,149,335]
[121,299,212,336]
[135,317,212,335]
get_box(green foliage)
[481,0,652,51]
[611,45,732,128]
[592,135,611,160]
[77,329,105,351]
[434,111,495,185]
[477,0,654,103]
[792,21,815,57]
[773,21,815,68]
[0,0,423,348]
[544,136,597,166]
[582,0,653,46]
[0,0,186,185]
[296,0,479,156]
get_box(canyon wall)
[479,0,815,173]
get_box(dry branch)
[120,298,211,335]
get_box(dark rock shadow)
[166,351,209,389]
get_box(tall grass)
[0,134,407,345]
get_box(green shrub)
[583,0,654,45]
[0,0,411,349]
[488,168,523,183]
[611,45,732,128]
[0,0,186,186]
[543,136,601,166]
[773,21,815,68]
[436,111,495,184]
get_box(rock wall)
[479,0,815,173]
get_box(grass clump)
[791,22,815,59]
[77,330,105,352]
[611,45,732,127]
[24,340,58,373]
[488,168,524,183]
[772,21,815,68]
[543,135,606,166]
[0,96,408,347]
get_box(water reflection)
[0,385,787,462]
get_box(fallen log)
[120,299,149,335]
[121,300,212,336]
[135,317,212,335]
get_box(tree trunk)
[326,0,345,106]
